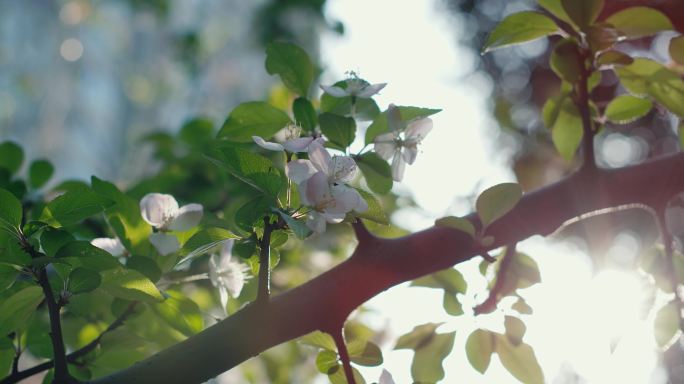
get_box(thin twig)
[474,244,517,315]
[257,216,273,304]
[331,327,356,384]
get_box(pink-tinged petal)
[320,85,349,98]
[168,203,203,231]
[373,133,398,160]
[306,212,327,233]
[286,160,317,183]
[405,117,433,142]
[391,155,406,182]
[387,103,403,132]
[327,185,361,214]
[305,172,331,206]
[140,193,179,228]
[329,156,359,183]
[356,82,387,98]
[91,237,125,257]
[252,136,284,151]
[401,145,418,165]
[149,232,180,256]
[282,137,314,153]
[379,370,395,384]
[321,211,347,223]
[308,140,331,175]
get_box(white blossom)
[91,237,125,257]
[208,240,250,312]
[252,125,324,153]
[379,369,396,384]
[140,193,203,255]
[374,104,433,182]
[320,72,386,99]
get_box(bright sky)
[320,1,668,383]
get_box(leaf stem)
[256,216,274,304]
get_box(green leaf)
[0,187,22,233]
[68,267,101,294]
[265,42,314,96]
[561,0,603,30]
[100,269,163,303]
[321,85,380,121]
[605,6,673,38]
[315,350,339,374]
[41,227,75,257]
[276,210,311,239]
[329,365,366,384]
[44,186,114,227]
[495,335,545,384]
[654,300,680,347]
[235,196,272,232]
[365,106,441,145]
[597,50,634,66]
[0,286,43,337]
[356,152,392,195]
[395,323,442,350]
[177,227,238,265]
[152,290,203,337]
[605,95,652,123]
[0,142,23,175]
[435,216,476,238]
[512,296,534,314]
[292,97,318,131]
[319,112,356,150]
[504,316,527,346]
[476,183,523,229]
[466,329,494,374]
[616,59,684,117]
[178,118,214,147]
[55,241,122,271]
[300,330,337,351]
[348,340,383,366]
[28,160,54,189]
[207,142,285,197]
[411,267,467,294]
[354,189,388,225]
[0,264,18,291]
[543,95,583,161]
[217,102,291,142]
[483,11,557,52]
[126,256,162,282]
[550,39,582,83]
[538,0,574,26]
[671,36,684,66]
[410,331,455,383]
[442,293,464,316]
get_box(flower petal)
[374,133,398,160]
[305,171,331,206]
[391,154,406,182]
[308,140,331,175]
[91,237,125,257]
[140,193,179,228]
[329,156,359,184]
[321,211,347,223]
[222,262,247,298]
[149,232,180,256]
[282,137,314,153]
[401,145,418,165]
[286,160,317,184]
[328,185,362,214]
[320,85,349,98]
[379,369,396,384]
[168,203,203,231]
[218,285,229,313]
[405,117,433,142]
[356,82,387,98]
[219,239,235,268]
[252,136,284,151]
[209,254,220,286]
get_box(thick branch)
[91,153,684,384]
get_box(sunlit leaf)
[217,102,291,142]
[495,334,545,384]
[671,36,684,66]
[68,267,102,294]
[292,97,317,131]
[476,183,523,228]
[550,39,582,83]
[0,286,43,337]
[504,315,527,346]
[605,95,652,123]
[354,189,388,225]
[483,11,558,52]
[597,50,634,67]
[265,42,314,96]
[435,216,476,238]
[0,187,22,233]
[410,331,455,383]
[442,293,464,316]
[537,0,574,26]
[126,256,162,282]
[152,290,203,337]
[365,106,440,145]
[466,329,494,374]
[177,227,238,265]
[615,58,684,116]
[329,365,366,384]
[605,6,673,38]
[348,340,383,366]
[43,185,114,227]
[315,350,339,374]
[394,323,442,350]
[356,152,392,195]
[411,267,467,294]
[561,0,603,30]
[55,241,121,271]
[300,330,337,351]
[654,300,680,347]
[543,94,583,161]
[100,268,164,303]
[319,112,356,150]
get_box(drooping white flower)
[286,140,368,233]
[374,104,433,182]
[91,237,125,257]
[208,240,250,312]
[140,193,203,255]
[320,72,386,99]
[252,125,324,153]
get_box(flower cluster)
[320,71,386,99]
[139,193,203,255]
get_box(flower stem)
[256,216,274,304]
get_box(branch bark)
[90,152,684,384]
